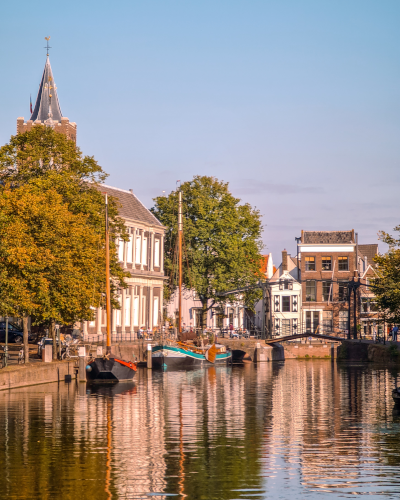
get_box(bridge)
[265,332,347,344]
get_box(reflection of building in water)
[262,362,398,491]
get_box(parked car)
[0,322,32,344]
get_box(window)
[338,256,349,271]
[338,281,348,302]
[126,235,133,264]
[141,296,146,326]
[305,256,316,271]
[125,296,131,327]
[339,310,348,330]
[135,236,141,264]
[306,280,316,301]
[142,237,148,266]
[306,311,319,332]
[153,296,159,326]
[279,280,292,290]
[116,296,122,326]
[361,298,368,313]
[323,311,333,333]
[154,239,160,267]
[118,239,124,262]
[370,301,378,312]
[282,319,291,335]
[133,296,139,326]
[282,296,291,312]
[89,311,96,328]
[322,281,332,301]
[322,256,332,271]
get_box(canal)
[0,361,400,499]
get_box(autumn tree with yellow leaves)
[0,127,128,360]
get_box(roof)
[302,230,354,244]
[31,56,63,123]
[100,184,163,228]
[358,244,378,265]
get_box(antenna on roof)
[44,36,51,56]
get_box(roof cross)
[44,36,51,56]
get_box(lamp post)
[4,316,8,368]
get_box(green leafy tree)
[373,226,400,324]
[0,127,128,359]
[151,176,264,327]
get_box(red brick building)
[299,230,357,335]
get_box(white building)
[269,250,302,337]
[82,185,166,340]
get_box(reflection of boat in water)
[87,381,137,397]
[86,193,137,383]
[152,342,231,369]
[392,387,400,404]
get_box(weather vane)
[44,36,51,56]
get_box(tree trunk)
[23,315,29,363]
[51,320,57,360]
[201,300,208,333]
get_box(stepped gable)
[100,184,163,227]
[31,56,63,122]
[302,230,354,244]
[358,244,378,266]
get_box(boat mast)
[178,189,183,338]
[105,193,112,355]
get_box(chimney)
[282,249,288,272]
[129,189,133,194]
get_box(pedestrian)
[393,325,399,342]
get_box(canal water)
[0,361,400,499]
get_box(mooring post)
[78,345,87,382]
[147,343,152,369]
[330,342,335,361]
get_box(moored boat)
[86,193,137,383]
[152,342,231,369]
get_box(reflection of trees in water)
[161,364,281,499]
[0,383,108,500]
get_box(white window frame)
[142,237,148,266]
[126,235,133,264]
[153,296,159,326]
[154,239,160,267]
[135,236,141,264]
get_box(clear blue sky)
[1,0,399,262]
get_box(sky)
[1,0,399,263]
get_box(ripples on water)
[0,362,400,499]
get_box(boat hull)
[86,357,137,383]
[152,345,231,370]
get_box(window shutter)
[274,296,280,312]
[293,318,298,330]
[292,295,298,312]
[275,318,280,331]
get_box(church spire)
[17,38,76,143]
[30,55,63,123]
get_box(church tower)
[17,43,76,143]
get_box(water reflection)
[0,362,400,498]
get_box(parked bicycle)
[61,338,80,360]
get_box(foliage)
[151,176,264,324]
[373,226,400,324]
[0,127,128,327]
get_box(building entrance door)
[305,311,319,333]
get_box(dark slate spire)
[30,56,63,123]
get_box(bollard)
[78,345,87,382]
[147,343,152,369]
[43,344,52,363]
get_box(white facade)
[166,288,250,331]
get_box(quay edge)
[0,361,76,391]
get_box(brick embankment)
[283,342,340,359]
[0,361,76,391]
[337,341,400,363]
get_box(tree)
[151,176,264,326]
[0,127,128,359]
[373,226,400,324]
